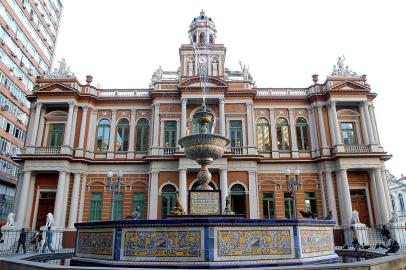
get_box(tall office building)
[0,0,63,221]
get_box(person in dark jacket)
[15,228,27,254]
[42,226,55,253]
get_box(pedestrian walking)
[15,228,27,254]
[42,226,55,253]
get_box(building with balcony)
[14,11,391,230]
[388,173,406,222]
[0,0,63,221]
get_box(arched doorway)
[230,184,246,216]
[161,184,177,218]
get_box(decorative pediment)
[328,81,369,91]
[178,77,227,88]
[34,82,79,93]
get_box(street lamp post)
[107,170,123,220]
[285,168,301,219]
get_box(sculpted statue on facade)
[47,58,75,79]
[331,56,357,77]
[389,211,399,224]
[45,212,54,227]
[351,210,361,224]
[5,212,16,227]
[239,61,252,81]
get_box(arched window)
[136,118,149,151]
[230,184,246,216]
[96,119,110,152]
[256,118,270,151]
[399,193,405,211]
[391,194,396,211]
[161,184,177,218]
[209,34,214,44]
[276,118,290,151]
[296,117,309,151]
[341,122,357,145]
[192,34,197,43]
[199,32,205,44]
[116,118,129,152]
[192,108,214,134]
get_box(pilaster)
[288,108,299,158]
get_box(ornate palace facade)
[15,11,391,229]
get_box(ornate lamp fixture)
[284,168,301,219]
[106,170,123,220]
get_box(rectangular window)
[262,192,275,219]
[284,192,294,219]
[89,192,102,221]
[113,192,124,220]
[341,122,357,145]
[229,120,243,147]
[305,192,317,214]
[164,121,177,147]
[48,123,64,146]
[132,192,145,219]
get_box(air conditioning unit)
[1,105,9,111]
[20,61,24,67]
[18,76,22,81]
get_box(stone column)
[86,109,97,158]
[246,102,256,154]
[61,173,71,228]
[327,103,337,146]
[54,171,67,227]
[68,173,81,228]
[288,108,298,158]
[151,104,160,155]
[359,103,369,145]
[307,107,319,157]
[69,106,78,148]
[13,172,23,214]
[16,170,31,225]
[248,172,259,218]
[179,169,187,213]
[330,101,342,145]
[368,104,380,145]
[316,104,330,155]
[107,109,117,158]
[369,170,381,225]
[219,98,225,136]
[29,103,42,146]
[76,106,88,157]
[318,172,327,217]
[78,174,87,223]
[24,174,36,227]
[128,109,136,158]
[181,99,187,138]
[148,172,159,219]
[63,103,75,146]
[220,169,228,213]
[35,107,46,146]
[363,101,376,144]
[337,169,352,225]
[269,109,279,158]
[375,169,389,224]
[325,171,338,223]
[381,170,393,213]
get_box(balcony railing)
[256,88,308,97]
[229,147,247,155]
[34,146,61,155]
[97,89,150,97]
[163,147,178,156]
[344,144,372,153]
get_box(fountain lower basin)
[72,218,338,268]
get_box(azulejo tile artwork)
[300,229,333,253]
[124,230,201,257]
[217,229,292,257]
[77,231,114,256]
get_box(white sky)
[53,0,406,177]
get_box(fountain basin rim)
[179,133,230,147]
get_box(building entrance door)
[350,189,370,227]
[35,192,56,230]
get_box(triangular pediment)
[328,81,369,91]
[34,82,79,93]
[178,77,227,88]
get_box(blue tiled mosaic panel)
[217,230,291,256]
[124,230,201,257]
[300,229,333,253]
[77,231,114,256]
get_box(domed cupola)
[189,10,217,45]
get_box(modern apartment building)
[0,0,62,221]
[15,11,391,230]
